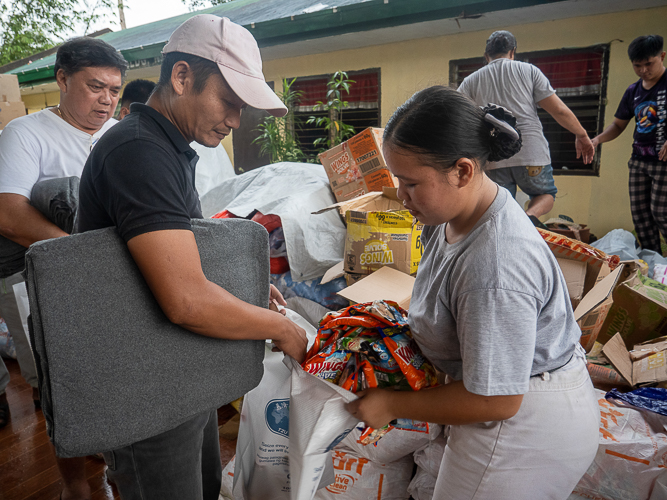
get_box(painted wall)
[262,6,667,237]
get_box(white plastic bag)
[314,449,413,500]
[339,421,442,464]
[285,356,360,500]
[220,455,235,500]
[232,310,331,500]
[569,390,667,500]
[406,432,447,500]
[407,467,436,500]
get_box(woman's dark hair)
[628,35,664,62]
[383,86,521,172]
[485,30,517,58]
[155,52,220,95]
[54,37,128,79]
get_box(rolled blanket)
[0,176,79,278]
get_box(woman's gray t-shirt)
[408,188,579,396]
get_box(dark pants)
[103,409,222,500]
[628,158,667,254]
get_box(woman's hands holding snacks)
[346,389,397,429]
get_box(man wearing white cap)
[77,15,307,499]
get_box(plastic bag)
[313,449,413,500]
[339,422,442,464]
[302,301,438,446]
[220,455,235,500]
[569,390,667,500]
[232,310,333,500]
[606,387,667,417]
[407,433,447,500]
[407,467,436,500]
[0,317,16,359]
[285,356,360,500]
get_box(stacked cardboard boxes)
[318,127,397,202]
[0,75,26,130]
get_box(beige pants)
[434,347,599,500]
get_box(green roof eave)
[12,0,565,85]
[252,0,563,48]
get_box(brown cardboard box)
[598,270,667,349]
[316,187,424,277]
[556,257,587,309]
[337,266,415,310]
[0,101,26,129]
[0,75,21,103]
[603,332,667,387]
[542,229,622,351]
[318,127,397,202]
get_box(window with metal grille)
[450,45,609,176]
[291,70,380,159]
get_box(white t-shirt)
[190,141,235,198]
[0,109,117,199]
[458,58,555,170]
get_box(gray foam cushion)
[26,218,268,458]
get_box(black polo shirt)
[78,103,202,241]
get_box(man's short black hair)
[54,37,128,79]
[628,35,664,62]
[155,52,220,95]
[485,30,517,58]
[121,79,156,107]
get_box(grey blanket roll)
[0,176,79,279]
[26,218,267,458]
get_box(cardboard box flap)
[556,258,586,301]
[313,189,402,216]
[604,332,667,386]
[337,266,414,310]
[602,333,635,385]
[574,265,624,322]
[320,261,344,285]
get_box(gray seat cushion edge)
[26,218,268,457]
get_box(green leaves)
[253,77,308,164]
[307,71,356,152]
[181,0,235,11]
[0,0,117,66]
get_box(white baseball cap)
[163,15,287,117]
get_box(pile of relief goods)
[536,230,667,500]
[221,305,443,500]
[217,125,667,499]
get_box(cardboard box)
[0,75,21,103]
[337,265,415,310]
[0,101,26,129]
[318,127,397,202]
[598,270,667,349]
[603,332,667,387]
[317,188,424,277]
[556,257,586,309]
[541,229,622,351]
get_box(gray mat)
[25,218,268,458]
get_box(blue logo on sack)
[265,399,290,437]
[325,428,354,452]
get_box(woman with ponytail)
[347,86,599,500]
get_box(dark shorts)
[486,165,558,199]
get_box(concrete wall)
[262,6,667,236]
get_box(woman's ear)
[449,158,477,188]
